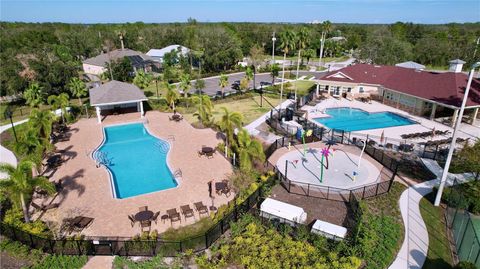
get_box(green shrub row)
[436,180,480,214]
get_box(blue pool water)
[313,108,415,132]
[95,123,177,199]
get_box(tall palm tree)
[28,109,54,139]
[67,77,87,106]
[165,82,179,111]
[218,74,229,97]
[0,161,55,222]
[319,20,332,65]
[279,30,296,104]
[47,93,69,123]
[133,70,152,90]
[237,128,265,171]
[192,94,213,125]
[294,27,310,100]
[179,74,191,98]
[217,107,243,150]
[249,44,265,90]
[24,83,44,108]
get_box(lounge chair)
[194,202,209,216]
[139,206,148,212]
[152,211,160,224]
[166,208,181,225]
[128,215,137,227]
[31,201,59,211]
[180,205,195,220]
[76,217,94,229]
[67,216,94,232]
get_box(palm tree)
[0,161,55,222]
[270,64,280,85]
[24,83,44,108]
[28,109,54,139]
[179,74,191,98]
[192,94,213,125]
[319,20,332,65]
[218,74,229,97]
[67,77,87,106]
[194,78,206,95]
[165,82,179,111]
[133,71,152,89]
[249,44,265,90]
[14,127,49,158]
[294,27,310,100]
[237,128,265,171]
[303,48,316,65]
[217,107,243,150]
[279,30,296,104]
[47,93,69,123]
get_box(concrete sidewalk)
[389,159,473,269]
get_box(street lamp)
[4,108,18,143]
[272,32,276,65]
[434,61,480,206]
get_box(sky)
[1,0,479,24]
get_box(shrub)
[4,208,51,237]
[438,180,480,214]
[113,254,179,269]
[31,255,88,269]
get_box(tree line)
[1,20,479,97]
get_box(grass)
[161,217,214,241]
[182,94,281,125]
[285,80,316,96]
[420,193,454,269]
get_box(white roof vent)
[449,59,465,73]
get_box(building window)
[359,87,364,93]
[334,87,340,95]
[347,87,352,93]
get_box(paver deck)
[34,111,234,238]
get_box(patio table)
[202,147,214,154]
[135,210,154,222]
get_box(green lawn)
[286,80,316,96]
[182,95,281,125]
[420,194,454,269]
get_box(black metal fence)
[0,176,274,257]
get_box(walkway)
[0,119,28,179]
[82,256,114,269]
[389,159,473,269]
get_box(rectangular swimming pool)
[94,123,177,199]
[313,108,415,132]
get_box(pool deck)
[33,111,234,238]
[304,98,480,142]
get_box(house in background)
[82,48,158,77]
[395,61,425,70]
[316,60,480,127]
[146,45,190,63]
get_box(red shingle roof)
[321,64,480,108]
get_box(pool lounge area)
[313,107,415,132]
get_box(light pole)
[434,62,480,206]
[272,32,276,65]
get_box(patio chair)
[128,215,137,227]
[31,201,59,212]
[206,151,214,159]
[140,220,151,233]
[194,202,209,216]
[166,208,181,225]
[198,151,205,157]
[139,206,148,212]
[180,205,195,220]
[151,211,160,224]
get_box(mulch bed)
[269,185,355,228]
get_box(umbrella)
[380,130,385,144]
[431,127,436,139]
[208,181,213,198]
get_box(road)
[186,70,328,97]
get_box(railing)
[0,176,277,257]
[445,179,480,267]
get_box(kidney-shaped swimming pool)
[94,123,178,199]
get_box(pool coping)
[308,107,419,132]
[91,121,180,200]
